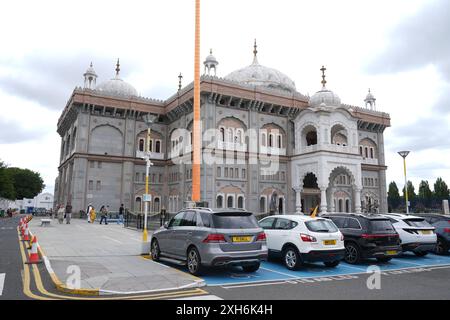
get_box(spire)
[320,65,327,88]
[115,58,120,77]
[210,48,213,55]
[252,39,259,64]
[83,62,97,89]
[178,72,183,91]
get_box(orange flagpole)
[192,0,201,202]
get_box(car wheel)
[187,247,203,276]
[283,246,301,270]
[414,251,428,257]
[435,238,448,255]
[376,257,392,263]
[242,262,260,273]
[150,239,160,262]
[344,243,361,264]
[324,260,340,267]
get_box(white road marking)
[171,295,223,300]
[0,273,5,296]
[102,236,123,244]
[260,267,299,279]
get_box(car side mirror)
[164,221,169,229]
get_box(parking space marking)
[102,236,123,244]
[259,267,299,279]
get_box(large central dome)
[225,42,296,93]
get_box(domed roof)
[204,49,218,65]
[96,59,138,97]
[365,88,376,101]
[84,62,97,76]
[224,41,296,93]
[309,66,341,108]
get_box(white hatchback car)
[380,213,437,256]
[258,215,345,270]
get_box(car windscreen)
[404,218,431,228]
[212,212,260,229]
[305,219,338,233]
[369,219,395,233]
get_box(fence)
[124,210,175,230]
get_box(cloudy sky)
[0,0,449,195]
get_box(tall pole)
[192,0,201,203]
[143,126,151,243]
[398,151,410,214]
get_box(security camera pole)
[398,151,410,214]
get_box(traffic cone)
[21,223,27,237]
[27,235,35,249]
[26,236,42,264]
[19,219,24,232]
[22,225,30,241]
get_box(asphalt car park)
[159,252,450,286]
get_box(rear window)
[212,212,260,229]
[369,219,395,232]
[305,219,338,233]
[404,218,431,228]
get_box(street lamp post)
[398,151,410,214]
[141,113,157,255]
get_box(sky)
[0,0,449,196]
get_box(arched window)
[370,148,374,159]
[260,197,266,213]
[365,147,369,158]
[338,199,344,213]
[227,195,234,208]
[139,139,145,152]
[155,140,161,153]
[71,128,77,151]
[359,146,363,156]
[219,128,225,142]
[228,128,233,142]
[236,130,242,144]
[277,135,282,148]
[149,139,153,152]
[269,134,274,147]
[135,197,142,212]
[154,197,160,213]
[237,196,244,209]
[346,199,351,213]
[216,195,223,208]
[306,131,317,146]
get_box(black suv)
[321,213,402,264]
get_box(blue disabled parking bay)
[160,253,450,286]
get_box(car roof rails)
[191,207,214,212]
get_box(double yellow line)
[18,228,208,300]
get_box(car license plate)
[323,240,337,245]
[420,230,432,235]
[232,236,252,243]
[386,250,397,255]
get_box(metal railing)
[124,210,175,230]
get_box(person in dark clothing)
[99,205,108,225]
[65,202,73,224]
[118,204,124,225]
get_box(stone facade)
[54,58,390,216]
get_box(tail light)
[203,234,226,243]
[256,232,267,241]
[300,234,317,242]
[444,228,450,234]
[340,234,344,241]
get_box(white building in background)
[11,192,54,211]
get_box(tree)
[418,180,432,208]
[434,177,450,201]
[0,160,15,200]
[6,167,44,199]
[402,180,416,202]
[388,181,401,210]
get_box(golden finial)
[115,58,120,76]
[320,65,327,88]
[178,72,183,91]
[210,48,213,55]
[253,39,258,58]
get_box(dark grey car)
[150,208,268,275]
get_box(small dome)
[365,89,376,101]
[84,62,97,76]
[224,40,296,93]
[309,88,341,108]
[309,65,341,108]
[95,59,138,97]
[204,49,218,65]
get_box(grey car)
[415,213,450,255]
[150,208,268,275]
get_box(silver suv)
[150,208,268,275]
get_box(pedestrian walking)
[99,205,108,225]
[65,202,72,224]
[89,206,96,223]
[118,204,124,225]
[86,203,93,223]
[160,206,167,226]
[57,204,65,224]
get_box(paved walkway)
[28,218,204,294]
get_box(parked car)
[150,208,268,275]
[414,213,450,255]
[258,215,345,270]
[380,213,437,256]
[321,213,402,264]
